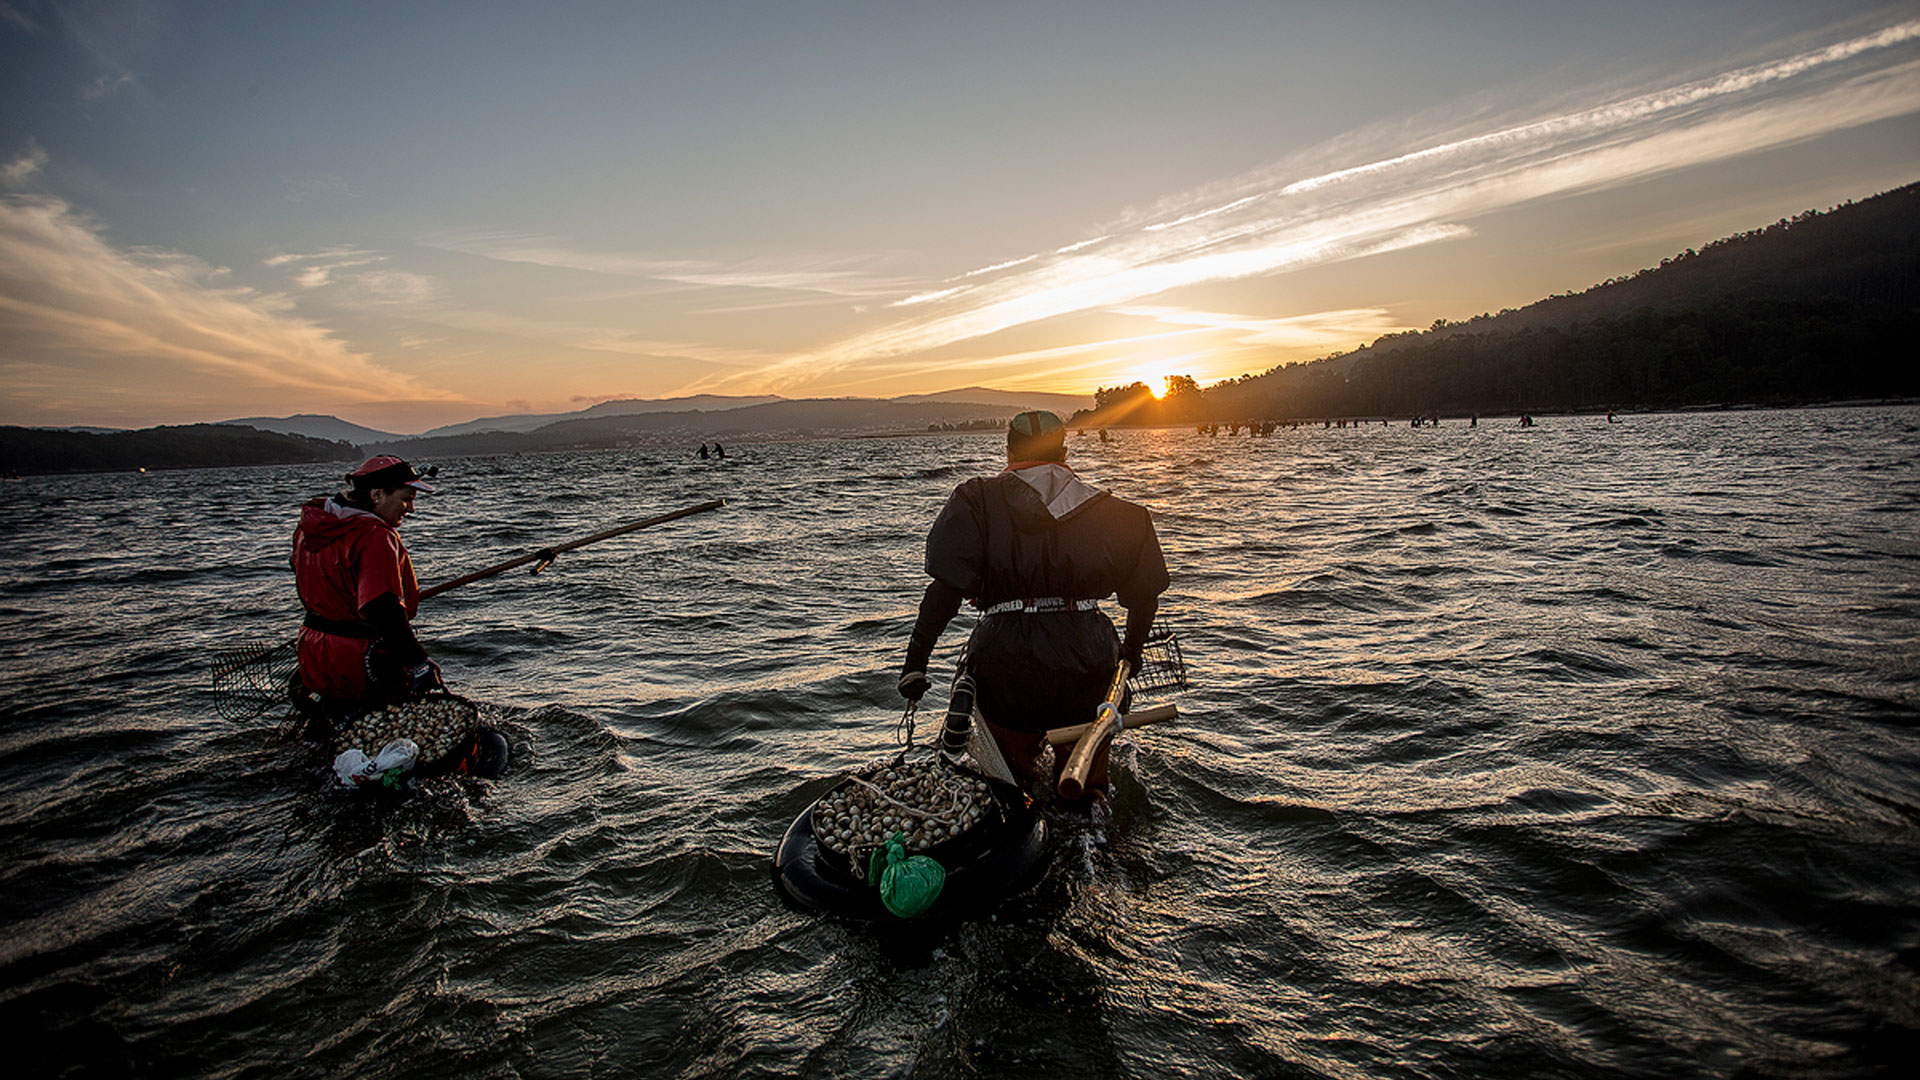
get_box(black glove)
[898,670,931,703]
[1121,598,1158,674]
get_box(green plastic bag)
[866,831,946,918]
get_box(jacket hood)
[1005,463,1108,525]
[297,495,392,551]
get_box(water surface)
[2,407,1916,1078]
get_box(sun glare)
[1148,378,1168,399]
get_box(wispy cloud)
[265,246,384,288]
[564,331,781,368]
[891,285,966,307]
[1,143,47,186]
[1280,20,1920,198]
[1054,236,1110,254]
[825,328,1217,389]
[0,2,38,32]
[0,195,468,425]
[1142,195,1262,232]
[725,18,1920,391]
[1114,305,1418,352]
[429,233,913,299]
[348,296,781,377]
[350,268,440,306]
[80,70,135,101]
[960,254,1039,277]
[744,221,1468,389]
[811,307,1416,398]
[261,247,441,305]
[263,246,372,267]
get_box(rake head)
[210,637,299,723]
[1128,624,1189,696]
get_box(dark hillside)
[0,424,358,476]
[1199,181,1920,420]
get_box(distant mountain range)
[220,387,1091,443]
[887,387,1091,411]
[417,394,785,437]
[12,387,1091,475]
[365,396,1079,458]
[218,413,404,442]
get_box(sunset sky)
[2,1,1916,432]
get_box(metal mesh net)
[1128,625,1188,695]
[209,637,298,723]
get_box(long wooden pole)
[1045,702,1176,746]
[418,498,725,600]
[1057,660,1130,800]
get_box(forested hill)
[0,424,357,476]
[1195,181,1920,420]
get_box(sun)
[1119,364,1177,397]
[1138,372,1168,398]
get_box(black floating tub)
[772,775,1049,920]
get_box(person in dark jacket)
[898,410,1169,797]
[291,455,440,710]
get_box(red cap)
[346,455,434,492]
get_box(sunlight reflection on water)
[1,407,1917,1078]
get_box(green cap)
[1009,410,1064,438]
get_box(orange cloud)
[0,194,470,427]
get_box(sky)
[1,1,1916,433]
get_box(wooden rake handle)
[418,498,724,600]
[1057,661,1129,800]
[1045,702,1176,746]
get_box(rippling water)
[3,407,1917,1079]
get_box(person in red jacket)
[292,456,440,710]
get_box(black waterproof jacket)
[906,464,1169,731]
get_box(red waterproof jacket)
[291,496,420,701]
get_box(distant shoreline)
[1070,396,1920,431]
[6,398,1917,479]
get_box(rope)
[893,700,918,759]
[845,775,945,820]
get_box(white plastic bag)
[332,739,421,789]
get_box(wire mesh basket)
[210,637,299,723]
[1128,624,1188,695]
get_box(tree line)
[0,425,357,476]
[1073,182,1920,425]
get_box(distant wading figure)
[291,456,441,717]
[897,410,1170,798]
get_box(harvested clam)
[336,697,478,762]
[814,760,997,857]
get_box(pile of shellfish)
[813,761,996,856]
[339,696,475,763]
